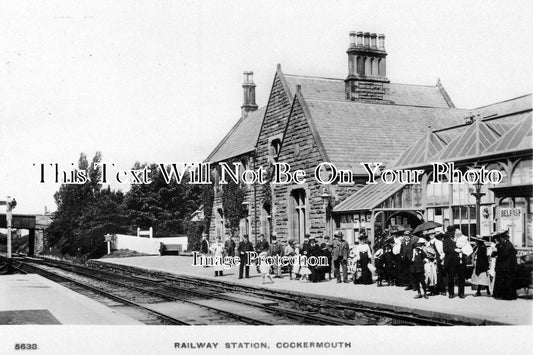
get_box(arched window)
[290,189,307,243]
[269,138,282,162]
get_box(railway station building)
[204,31,532,249]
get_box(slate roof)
[333,180,404,212]
[483,113,533,157]
[284,74,453,108]
[475,94,532,118]
[206,69,460,163]
[206,107,266,163]
[302,99,466,174]
[392,130,449,169]
[393,95,532,168]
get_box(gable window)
[268,135,283,162]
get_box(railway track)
[13,256,469,325]
[15,257,348,325]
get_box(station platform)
[0,274,142,325]
[97,255,533,325]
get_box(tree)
[221,180,246,238]
[122,163,202,237]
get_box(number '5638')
[15,343,38,350]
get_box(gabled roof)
[206,107,266,163]
[432,119,504,163]
[333,181,404,212]
[483,113,533,156]
[283,74,454,108]
[393,130,448,169]
[300,99,466,174]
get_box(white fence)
[113,234,188,255]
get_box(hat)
[324,236,330,240]
[271,236,277,241]
[403,230,411,236]
[446,226,456,235]
[334,231,344,238]
[416,238,426,245]
[492,229,509,239]
[243,234,249,239]
[434,233,446,241]
[358,234,368,240]
[309,236,316,242]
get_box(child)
[298,253,311,282]
[259,251,274,284]
[412,239,429,299]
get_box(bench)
[159,244,182,256]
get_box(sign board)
[499,207,524,246]
[480,205,493,236]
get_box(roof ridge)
[474,93,532,109]
[205,106,266,162]
[304,98,467,110]
[283,73,343,81]
[284,72,449,88]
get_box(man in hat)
[443,226,466,298]
[237,234,254,279]
[391,230,403,287]
[491,230,517,300]
[332,231,349,283]
[268,235,284,278]
[412,238,429,299]
[320,236,333,280]
[308,236,321,282]
[255,234,270,253]
[400,230,419,290]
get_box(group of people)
[373,226,519,300]
[198,226,521,300]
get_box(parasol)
[413,221,443,235]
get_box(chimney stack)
[378,34,385,50]
[344,30,391,103]
[241,71,258,115]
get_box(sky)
[0,0,531,214]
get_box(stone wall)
[34,214,52,254]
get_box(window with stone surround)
[268,134,283,162]
[290,188,307,243]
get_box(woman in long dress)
[354,235,373,284]
[210,236,225,277]
[471,239,491,296]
